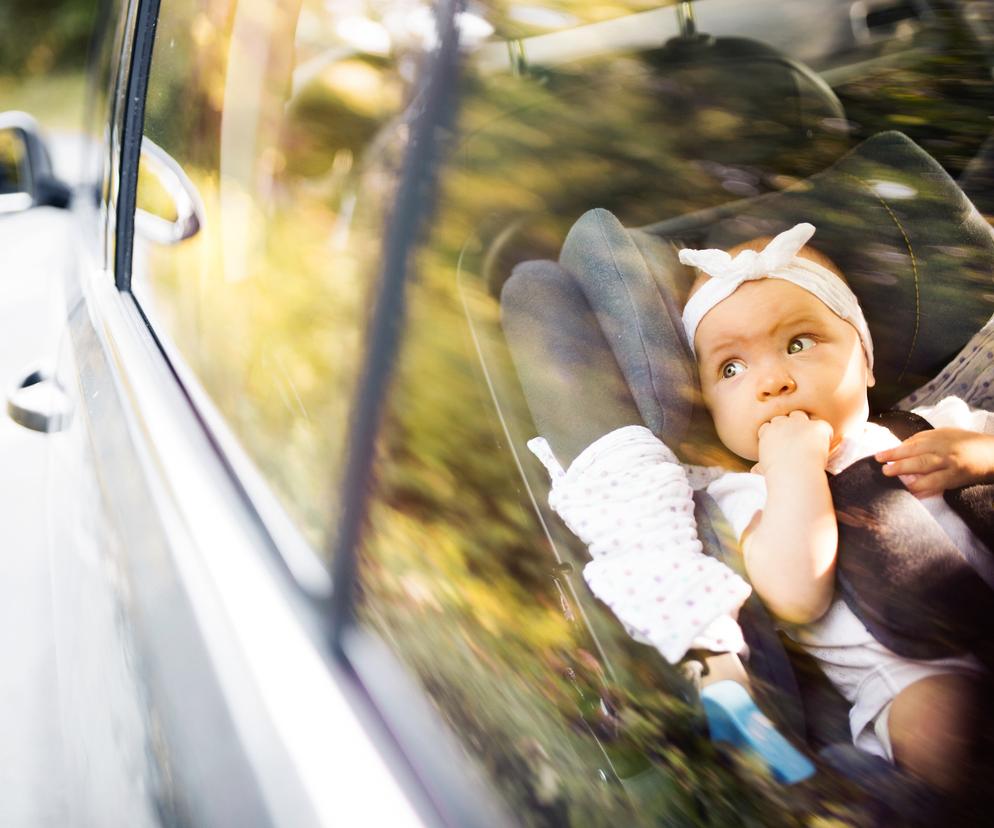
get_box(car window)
[131,0,423,553]
[0,129,27,195]
[354,1,994,824]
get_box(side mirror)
[0,111,72,214]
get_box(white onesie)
[706,395,994,760]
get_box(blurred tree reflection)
[0,0,97,126]
[0,0,96,76]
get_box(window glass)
[134,0,421,552]
[0,129,26,195]
[356,1,994,823]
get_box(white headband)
[679,223,874,373]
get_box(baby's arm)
[742,412,837,625]
[876,398,994,498]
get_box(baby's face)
[694,279,873,462]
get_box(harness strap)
[828,410,994,663]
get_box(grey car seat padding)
[500,260,644,466]
[557,210,695,453]
[550,132,994,468]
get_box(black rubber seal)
[114,0,161,292]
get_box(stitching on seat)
[840,171,921,384]
[593,211,664,426]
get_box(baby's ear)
[866,367,876,388]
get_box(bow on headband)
[678,222,816,282]
[679,222,875,372]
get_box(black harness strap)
[827,410,994,663]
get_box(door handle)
[134,136,205,245]
[6,365,73,433]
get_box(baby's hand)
[756,411,833,475]
[876,427,994,498]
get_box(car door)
[37,0,477,825]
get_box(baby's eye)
[720,360,745,379]
[787,336,816,355]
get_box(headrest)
[646,34,848,174]
[557,132,994,462]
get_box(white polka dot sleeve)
[528,426,752,663]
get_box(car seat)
[489,130,994,816]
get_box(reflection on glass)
[135,153,178,222]
[356,1,994,824]
[135,0,994,822]
[0,128,26,195]
[0,0,92,131]
[136,0,415,552]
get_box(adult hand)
[876,427,994,498]
[755,410,833,475]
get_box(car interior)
[450,0,994,819]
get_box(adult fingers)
[880,453,945,477]
[903,469,954,498]
[875,433,935,462]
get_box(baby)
[680,223,994,791]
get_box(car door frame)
[55,0,511,825]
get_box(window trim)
[114,0,160,291]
